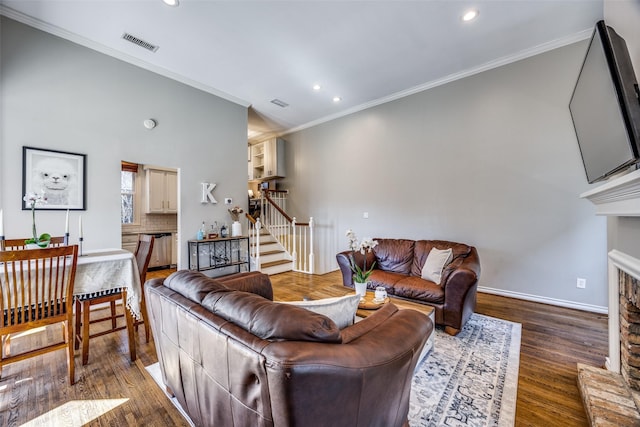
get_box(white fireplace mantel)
[580,168,640,216]
[581,168,640,373]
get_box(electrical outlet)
[225,198,232,205]
[577,278,586,289]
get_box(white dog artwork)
[32,157,78,206]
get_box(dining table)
[74,248,142,319]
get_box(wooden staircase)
[252,228,293,275]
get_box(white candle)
[65,209,69,234]
[79,216,83,238]
[0,209,3,236]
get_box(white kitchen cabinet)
[249,138,285,181]
[263,138,285,179]
[145,167,177,214]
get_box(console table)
[188,236,250,274]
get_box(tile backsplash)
[123,213,177,234]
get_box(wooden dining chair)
[133,235,154,343]
[0,245,79,385]
[1,236,66,250]
[74,234,154,364]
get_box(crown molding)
[285,29,593,135]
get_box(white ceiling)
[1,0,603,142]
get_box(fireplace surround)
[580,168,640,424]
[581,168,640,377]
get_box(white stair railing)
[255,190,314,274]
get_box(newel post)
[308,217,314,274]
[254,218,262,271]
[292,217,298,271]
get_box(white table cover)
[75,248,142,319]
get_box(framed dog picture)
[22,146,86,210]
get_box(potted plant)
[23,191,51,248]
[346,229,378,299]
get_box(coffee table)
[356,291,435,359]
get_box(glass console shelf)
[188,236,250,274]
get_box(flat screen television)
[569,20,640,184]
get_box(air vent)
[122,33,159,52]
[270,99,289,108]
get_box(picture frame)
[22,146,86,210]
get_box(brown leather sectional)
[337,238,480,335]
[145,269,433,427]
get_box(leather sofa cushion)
[164,270,229,303]
[162,269,342,343]
[372,238,415,275]
[202,290,343,343]
[393,276,445,304]
[368,270,407,295]
[411,240,472,278]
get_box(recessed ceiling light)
[333,96,342,103]
[462,9,479,22]
[313,84,321,91]
[163,0,179,7]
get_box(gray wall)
[282,40,609,310]
[0,17,248,269]
[604,1,640,258]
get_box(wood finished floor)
[0,268,607,426]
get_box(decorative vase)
[354,281,368,299]
[231,221,242,237]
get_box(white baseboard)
[478,286,608,314]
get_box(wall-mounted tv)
[569,20,640,184]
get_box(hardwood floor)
[0,268,607,426]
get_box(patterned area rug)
[409,313,521,427]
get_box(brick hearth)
[578,269,640,425]
[577,364,640,426]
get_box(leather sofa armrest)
[441,247,480,331]
[336,251,354,286]
[442,247,480,292]
[336,250,378,287]
[217,271,274,301]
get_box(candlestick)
[79,237,83,256]
[64,232,69,246]
[65,209,69,234]
[79,216,83,238]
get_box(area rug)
[146,313,521,427]
[409,313,521,427]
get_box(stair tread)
[259,250,285,256]
[261,259,292,268]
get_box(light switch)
[363,212,369,219]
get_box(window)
[121,161,139,225]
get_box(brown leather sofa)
[145,269,433,427]
[337,239,480,335]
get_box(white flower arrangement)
[346,229,378,283]
[23,190,51,247]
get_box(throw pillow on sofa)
[282,294,361,329]
[421,247,453,285]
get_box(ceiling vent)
[121,33,159,52]
[270,99,289,108]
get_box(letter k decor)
[201,182,217,204]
